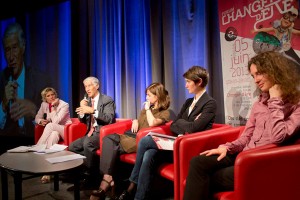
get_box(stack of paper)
[7,144,46,153]
[46,154,86,164]
[7,144,68,154]
[36,144,68,154]
[147,132,177,151]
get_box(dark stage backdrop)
[71,0,224,121]
[0,0,224,149]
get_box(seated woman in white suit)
[35,87,72,183]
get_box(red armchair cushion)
[158,163,174,181]
[119,153,137,164]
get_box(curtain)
[0,0,225,123]
[74,0,224,121]
[0,1,72,110]
[72,0,153,118]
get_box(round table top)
[0,150,84,174]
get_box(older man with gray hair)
[69,76,116,189]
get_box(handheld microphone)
[8,67,13,81]
[43,113,47,120]
[83,93,89,101]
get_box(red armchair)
[98,121,232,200]
[34,118,130,146]
[158,123,233,200]
[34,118,84,145]
[96,120,173,164]
[159,123,232,180]
[97,119,133,156]
[213,141,300,200]
[174,126,243,200]
[62,118,87,146]
[65,118,131,146]
[175,126,300,200]
[119,121,173,164]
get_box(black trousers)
[183,154,237,200]
[100,134,125,176]
[69,132,100,175]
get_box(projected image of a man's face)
[3,33,25,77]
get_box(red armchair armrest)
[136,121,173,148]
[34,124,45,144]
[118,121,173,164]
[175,126,244,200]
[98,119,133,154]
[65,118,132,148]
[215,143,300,200]
[156,124,231,182]
[64,120,87,146]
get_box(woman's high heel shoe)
[90,179,115,200]
[41,175,51,184]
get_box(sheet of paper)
[7,146,31,153]
[7,144,67,154]
[36,144,68,154]
[29,144,47,152]
[49,144,68,151]
[151,136,174,151]
[147,131,177,140]
[46,154,86,164]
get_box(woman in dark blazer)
[117,66,217,200]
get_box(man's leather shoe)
[118,190,132,200]
[67,178,97,191]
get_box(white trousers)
[36,123,65,148]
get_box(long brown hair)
[146,83,170,110]
[248,51,300,104]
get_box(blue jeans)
[129,136,159,200]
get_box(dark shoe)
[90,189,106,200]
[67,178,97,191]
[90,179,115,200]
[118,190,132,200]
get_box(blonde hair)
[41,87,57,102]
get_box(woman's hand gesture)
[131,119,139,133]
[200,146,228,161]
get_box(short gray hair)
[83,76,100,87]
[2,23,25,48]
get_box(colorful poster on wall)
[218,0,300,126]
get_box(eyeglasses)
[283,12,297,22]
